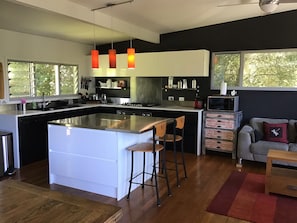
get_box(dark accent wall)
[98,10,297,122]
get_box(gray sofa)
[237,117,297,164]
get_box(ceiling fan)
[220,0,297,13]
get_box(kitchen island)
[48,113,171,200]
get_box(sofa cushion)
[251,140,289,155]
[263,122,288,143]
[288,120,297,143]
[289,143,297,152]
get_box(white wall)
[0,28,91,103]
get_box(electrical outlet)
[179,97,185,101]
[168,96,174,101]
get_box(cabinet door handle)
[287,185,297,191]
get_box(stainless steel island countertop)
[49,113,171,134]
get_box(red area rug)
[207,171,297,223]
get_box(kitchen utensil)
[168,77,174,88]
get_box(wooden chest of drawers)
[202,111,242,159]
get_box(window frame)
[211,48,297,92]
[7,59,79,102]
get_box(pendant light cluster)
[91,0,135,69]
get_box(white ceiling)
[1,0,297,46]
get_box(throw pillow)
[263,122,288,143]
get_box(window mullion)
[30,62,36,97]
[55,65,60,95]
[239,52,244,87]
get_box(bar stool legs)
[160,116,187,187]
[126,122,171,207]
[127,149,171,206]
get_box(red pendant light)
[91,49,99,68]
[109,48,116,68]
[127,48,135,69]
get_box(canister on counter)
[192,79,197,89]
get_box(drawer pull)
[217,136,221,139]
[287,185,297,191]
[217,126,222,128]
[217,141,221,144]
[217,130,221,133]
[217,120,222,122]
[216,146,221,149]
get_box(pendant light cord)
[93,11,96,50]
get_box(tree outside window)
[8,60,79,98]
[212,49,297,90]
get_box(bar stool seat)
[126,121,171,207]
[158,115,187,187]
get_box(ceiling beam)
[12,0,160,43]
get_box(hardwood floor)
[4,151,266,223]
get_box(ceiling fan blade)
[218,0,257,7]
[279,0,297,3]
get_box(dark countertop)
[0,103,203,117]
[48,113,171,133]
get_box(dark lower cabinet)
[18,107,116,166]
[152,110,198,154]
[112,107,199,154]
[18,115,48,166]
[18,106,198,166]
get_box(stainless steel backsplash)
[135,77,162,104]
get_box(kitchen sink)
[33,104,82,111]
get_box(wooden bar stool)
[158,115,187,187]
[126,121,172,207]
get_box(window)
[211,49,297,90]
[8,60,79,98]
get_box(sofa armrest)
[237,125,255,161]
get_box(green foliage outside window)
[212,53,240,88]
[212,49,297,90]
[8,60,79,98]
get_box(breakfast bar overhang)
[48,113,171,200]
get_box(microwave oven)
[207,95,239,112]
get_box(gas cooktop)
[121,102,159,107]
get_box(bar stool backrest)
[176,116,185,130]
[154,121,167,140]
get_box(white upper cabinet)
[88,49,210,77]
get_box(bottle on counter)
[194,85,203,109]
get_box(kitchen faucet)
[42,92,50,110]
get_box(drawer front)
[205,128,234,140]
[205,118,235,130]
[205,139,233,151]
[269,176,297,198]
[205,113,235,119]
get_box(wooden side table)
[266,149,297,197]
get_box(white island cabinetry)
[48,114,168,200]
